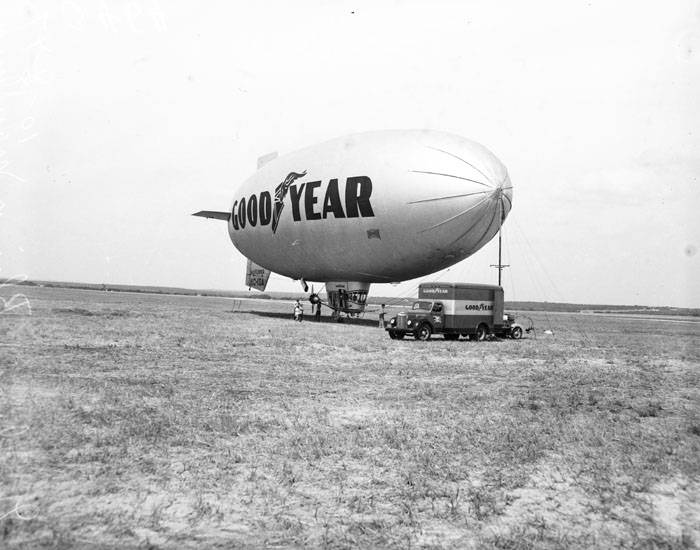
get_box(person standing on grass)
[315,301,321,321]
[293,300,303,322]
[378,304,386,328]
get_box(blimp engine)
[196,130,512,315]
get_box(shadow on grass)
[237,309,380,328]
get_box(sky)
[1,0,699,307]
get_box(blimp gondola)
[194,129,512,315]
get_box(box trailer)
[386,282,523,341]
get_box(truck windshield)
[412,301,432,311]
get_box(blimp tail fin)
[192,211,230,221]
[245,259,271,292]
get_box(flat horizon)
[7,278,698,313]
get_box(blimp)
[194,129,512,315]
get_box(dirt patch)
[644,477,700,545]
[327,403,384,427]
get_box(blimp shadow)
[240,309,380,328]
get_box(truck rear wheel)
[475,324,488,341]
[416,324,432,341]
[511,326,523,340]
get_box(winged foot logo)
[231,171,375,233]
[272,171,306,233]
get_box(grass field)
[1,286,699,548]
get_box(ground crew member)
[293,300,303,322]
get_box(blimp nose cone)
[491,172,513,221]
[464,168,512,249]
[407,137,512,249]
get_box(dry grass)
[1,287,699,549]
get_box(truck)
[385,282,524,341]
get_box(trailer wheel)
[416,324,432,341]
[510,326,523,340]
[444,333,459,341]
[475,324,488,342]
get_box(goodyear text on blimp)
[231,175,375,231]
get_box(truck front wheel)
[511,326,523,340]
[416,324,432,341]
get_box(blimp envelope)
[227,130,512,284]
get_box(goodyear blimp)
[194,129,512,315]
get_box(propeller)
[308,284,321,305]
[308,284,342,313]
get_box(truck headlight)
[407,320,413,327]
[390,318,396,326]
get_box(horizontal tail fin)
[192,211,230,221]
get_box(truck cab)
[387,300,445,340]
[387,300,448,341]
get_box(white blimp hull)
[227,130,512,284]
